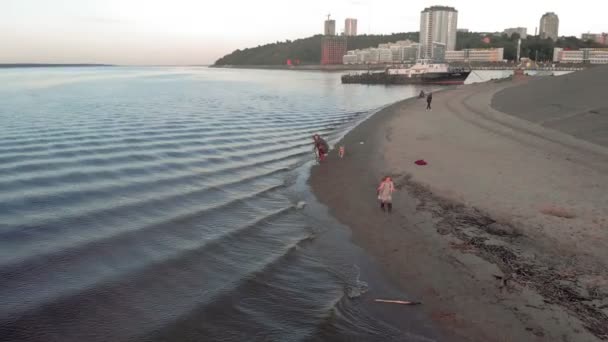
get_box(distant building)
[345,18,358,36]
[539,12,559,40]
[432,42,447,62]
[504,27,528,39]
[321,36,347,64]
[553,48,608,64]
[324,18,336,36]
[343,51,358,64]
[445,48,504,62]
[581,33,608,45]
[343,40,421,64]
[457,28,469,33]
[420,6,458,59]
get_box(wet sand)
[310,74,608,341]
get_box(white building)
[377,48,393,63]
[390,46,402,62]
[343,51,358,64]
[445,50,466,62]
[356,50,370,63]
[445,48,505,62]
[342,40,421,64]
[553,48,608,64]
[553,48,583,63]
[588,50,608,64]
[420,6,458,59]
[469,48,504,62]
[367,49,380,63]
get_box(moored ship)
[341,60,471,85]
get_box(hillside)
[214,32,603,65]
[214,33,418,65]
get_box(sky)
[1,0,606,65]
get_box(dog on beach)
[338,146,345,159]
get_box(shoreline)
[309,77,608,341]
[209,64,390,71]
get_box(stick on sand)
[374,299,421,305]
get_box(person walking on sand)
[312,134,329,162]
[377,176,395,212]
[426,92,433,111]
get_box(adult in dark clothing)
[313,134,329,162]
[426,92,433,111]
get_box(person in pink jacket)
[377,176,395,212]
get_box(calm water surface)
[0,67,448,341]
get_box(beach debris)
[374,299,421,305]
[415,159,428,166]
[295,201,307,209]
[539,205,576,219]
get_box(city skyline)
[1,0,607,65]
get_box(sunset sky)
[1,0,606,65]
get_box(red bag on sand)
[415,159,428,166]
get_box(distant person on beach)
[426,92,433,111]
[312,134,329,162]
[377,176,395,212]
[419,90,425,98]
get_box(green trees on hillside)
[457,32,603,61]
[214,33,419,65]
[214,32,604,65]
[215,36,323,65]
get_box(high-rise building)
[420,6,458,59]
[321,36,347,64]
[324,18,336,36]
[503,27,528,39]
[539,12,559,40]
[345,18,358,36]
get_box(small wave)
[0,176,289,265]
[0,213,316,342]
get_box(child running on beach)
[426,92,433,111]
[377,176,395,212]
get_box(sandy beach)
[310,68,608,341]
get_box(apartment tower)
[420,6,458,59]
[345,18,358,36]
[539,12,559,40]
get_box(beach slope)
[310,73,608,341]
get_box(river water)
[0,66,454,341]
[1,66,524,341]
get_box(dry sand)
[310,72,608,341]
[492,65,608,147]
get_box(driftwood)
[374,299,421,305]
